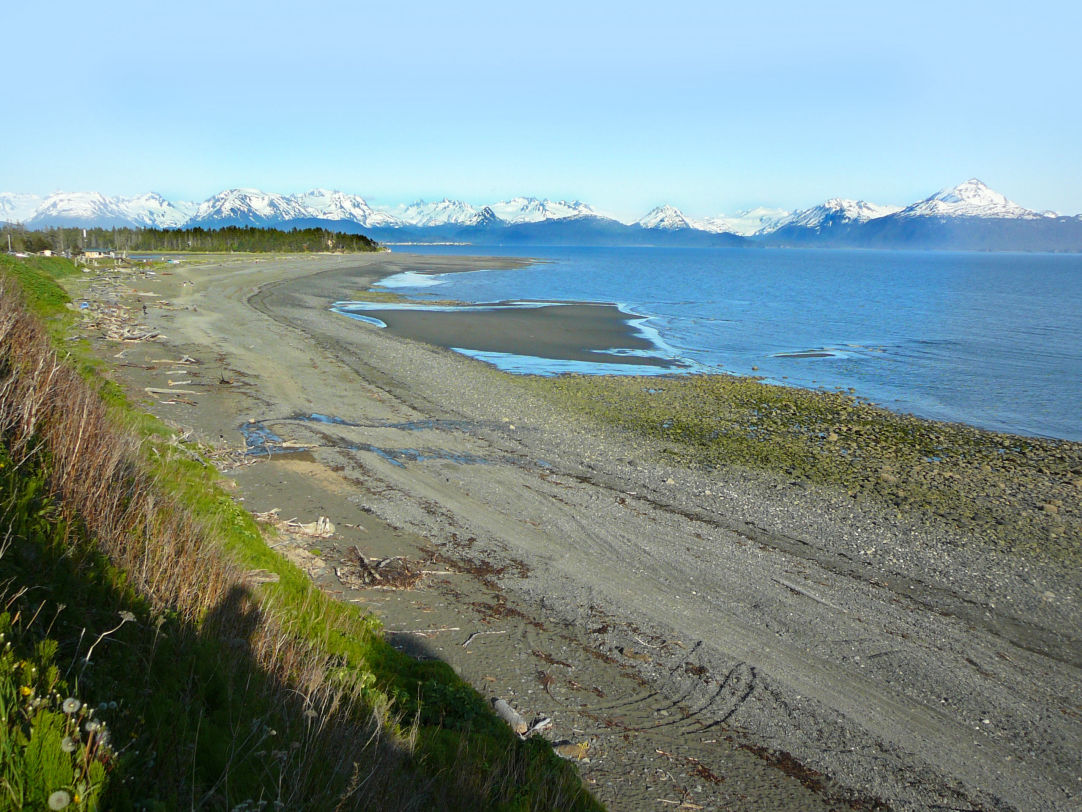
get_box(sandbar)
[340,301,678,367]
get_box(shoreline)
[371,246,1082,444]
[350,256,684,370]
[74,253,1081,811]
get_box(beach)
[76,253,1081,811]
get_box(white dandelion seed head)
[60,736,77,753]
[61,698,81,714]
[47,790,71,809]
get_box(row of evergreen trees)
[1,224,379,254]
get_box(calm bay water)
[374,245,1082,441]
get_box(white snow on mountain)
[193,188,312,224]
[26,191,198,228]
[896,179,1051,219]
[27,191,140,226]
[3,181,1073,235]
[488,197,599,224]
[0,193,43,224]
[119,192,197,228]
[397,198,484,227]
[466,206,504,227]
[290,189,402,227]
[696,207,791,236]
[772,198,900,231]
[636,205,696,230]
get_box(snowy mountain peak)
[121,192,197,228]
[27,191,137,228]
[34,191,117,217]
[489,197,598,224]
[468,206,504,227]
[772,198,900,232]
[399,198,481,227]
[898,179,1044,219]
[193,188,311,224]
[637,205,695,230]
[935,179,1008,207]
[288,189,401,227]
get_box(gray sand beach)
[78,253,1081,811]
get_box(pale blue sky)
[4,1,1081,220]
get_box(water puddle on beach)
[240,422,307,456]
[240,414,492,466]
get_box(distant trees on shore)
[1,223,380,254]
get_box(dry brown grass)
[0,268,602,810]
[0,278,422,807]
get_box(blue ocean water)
[365,245,1082,441]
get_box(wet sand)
[338,302,678,367]
[74,253,1081,812]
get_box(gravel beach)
[78,253,1081,811]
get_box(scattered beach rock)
[553,741,591,761]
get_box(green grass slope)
[0,254,601,811]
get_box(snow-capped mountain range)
[3,180,1080,251]
[2,191,197,229]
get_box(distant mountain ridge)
[4,180,1081,251]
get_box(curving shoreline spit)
[80,252,1080,811]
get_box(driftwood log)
[492,698,528,735]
